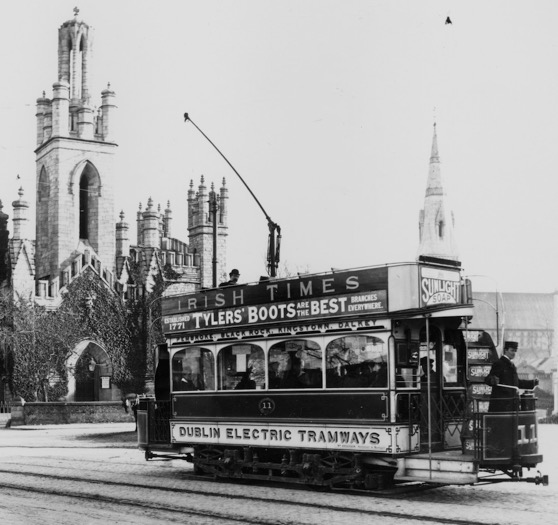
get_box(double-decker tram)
[138,258,548,490]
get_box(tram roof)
[163,258,463,299]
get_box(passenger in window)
[420,354,435,381]
[358,363,374,386]
[268,361,282,389]
[282,356,311,388]
[341,365,365,387]
[180,366,198,391]
[326,368,342,388]
[372,362,388,387]
[235,367,256,390]
[172,361,183,391]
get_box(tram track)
[0,481,265,525]
[0,466,508,525]
[0,456,440,497]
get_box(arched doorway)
[74,352,96,401]
[67,340,118,402]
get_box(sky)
[1,0,557,294]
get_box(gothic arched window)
[79,173,89,239]
[78,162,101,242]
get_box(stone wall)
[9,401,136,426]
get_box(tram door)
[419,324,466,452]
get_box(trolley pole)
[184,113,281,277]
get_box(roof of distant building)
[470,292,554,331]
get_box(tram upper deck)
[161,259,472,339]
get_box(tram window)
[172,347,215,391]
[326,335,388,388]
[268,339,322,389]
[217,344,265,390]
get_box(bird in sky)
[445,16,452,25]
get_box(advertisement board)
[419,266,461,307]
[170,421,419,453]
[163,267,389,334]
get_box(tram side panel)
[169,390,420,457]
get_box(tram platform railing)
[396,391,467,453]
[463,390,541,467]
[137,397,171,447]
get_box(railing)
[0,401,11,414]
[464,391,539,464]
[396,390,467,452]
[139,398,171,444]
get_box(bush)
[540,413,558,424]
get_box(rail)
[465,390,538,463]
[139,398,171,444]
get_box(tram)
[138,257,548,490]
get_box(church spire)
[430,122,439,161]
[417,123,459,261]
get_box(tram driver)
[485,341,538,412]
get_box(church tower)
[417,123,459,261]
[34,8,117,283]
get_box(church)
[0,10,229,404]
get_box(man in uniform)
[220,269,240,287]
[485,341,538,412]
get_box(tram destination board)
[162,267,388,334]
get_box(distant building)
[469,292,556,397]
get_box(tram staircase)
[395,450,478,485]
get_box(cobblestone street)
[0,422,556,524]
